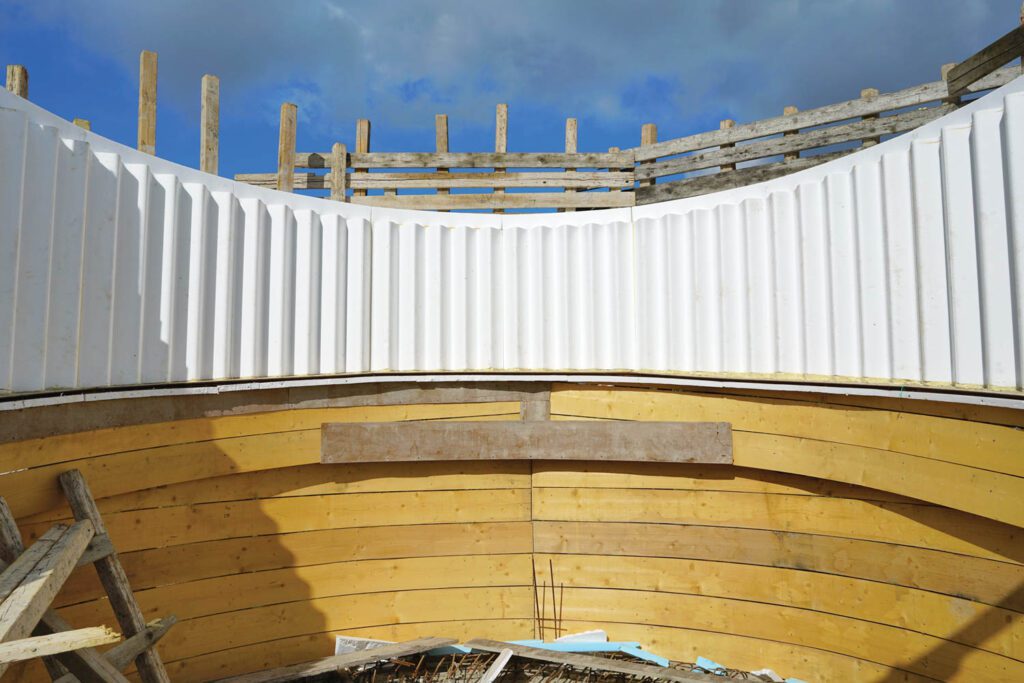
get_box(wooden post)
[137,51,157,155]
[329,142,348,202]
[276,103,297,192]
[608,146,623,195]
[436,114,449,210]
[200,74,220,175]
[72,119,91,131]
[353,119,371,198]
[562,117,578,212]
[941,63,960,105]
[5,65,27,98]
[719,119,736,171]
[783,106,799,161]
[494,103,508,213]
[860,88,880,147]
[639,123,657,188]
[59,470,171,683]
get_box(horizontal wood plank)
[0,626,120,664]
[946,25,1024,97]
[632,65,1019,161]
[296,151,635,169]
[348,171,635,189]
[321,421,732,464]
[636,150,848,204]
[348,191,633,210]
[635,104,953,180]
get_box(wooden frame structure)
[0,471,175,682]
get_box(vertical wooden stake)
[137,51,158,155]
[860,88,880,147]
[494,103,508,213]
[72,119,91,131]
[436,114,449,210]
[719,119,736,171]
[5,65,28,98]
[783,106,799,161]
[200,74,220,175]
[562,117,578,212]
[608,146,623,195]
[353,119,371,198]
[639,123,657,188]
[330,142,348,202]
[276,103,297,192]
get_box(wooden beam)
[276,103,297,192]
[782,105,799,160]
[946,24,1024,97]
[59,470,171,683]
[329,142,347,201]
[719,119,736,171]
[563,117,578,212]
[0,520,94,677]
[494,103,508,213]
[0,626,119,664]
[137,51,157,155]
[353,119,370,197]
[321,420,732,464]
[639,122,657,188]
[349,191,633,211]
[213,637,457,683]
[0,525,66,603]
[860,88,880,147]
[104,616,177,671]
[5,65,28,98]
[466,639,707,682]
[200,74,220,175]
[295,151,635,169]
[435,114,449,208]
[237,171,635,190]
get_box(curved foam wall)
[1,77,1023,683]
[2,77,1023,395]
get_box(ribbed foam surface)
[1,78,1023,394]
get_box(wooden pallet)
[0,470,175,682]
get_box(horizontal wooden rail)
[237,171,634,190]
[632,65,1019,162]
[348,191,633,210]
[946,24,1024,97]
[295,151,634,169]
[635,104,953,181]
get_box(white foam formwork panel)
[2,79,1024,396]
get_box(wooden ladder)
[0,469,176,682]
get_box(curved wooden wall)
[1,382,1021,682]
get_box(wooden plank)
[718,119,735,171]
[212,637,456,683]
[104,616,177,671]
[200,74,219,174]
[562,117,578,212]
[0,525,66,603]
[353,119,370,197]
[632,65,1019,161]
[0,626,120,664]
[5,65,28,98]
[479,648,513,683]
[494,103,508,213]
[59,470,171,683]
[860,88,880,147]
[639,123,657,188]
[946,24,1024,97]
[636,150,848,204]
[349,191,633,210]
[0,520,94,677]
[782,105,799,160]
[238,171,635,190]
[435,114,449,206]
[634,104,951,180]
[321,421,732,464]
[137,51,157,155]
[295,151,635,169]
[466,639,706,682]
[329,142,347,201]
[276,103,297,192]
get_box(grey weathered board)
[945,25,1024,97]
[321,421,732,464]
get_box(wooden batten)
[200,74,220,175]
[719,119,736,171]
[639,122,657,188]
[353,119,370,197]
[435,113,449,209]
[276,103,297,192]
[0,626,120,665]
[945,23,1024,97]
[329,142,347,201]
[562,117,578,212]
[321,420,733,464]
[137,51,157,155]
[494,103,508,213]
[5,65,28,98]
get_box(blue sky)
[1,1,1020,184]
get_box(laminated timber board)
[321,421,733,464]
